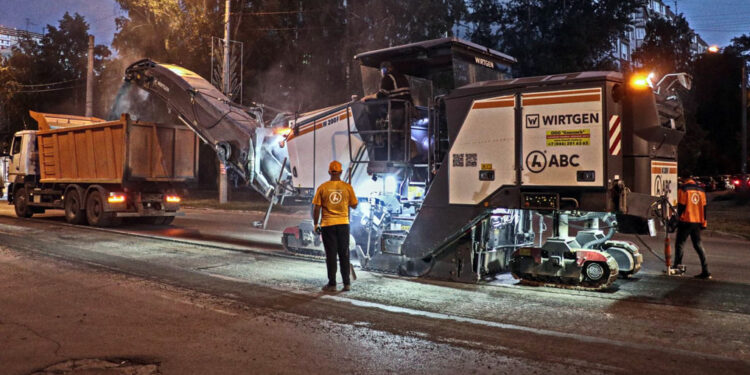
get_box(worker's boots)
[695,270,712,279]
[674,264,686,275]
[667,264,686,276]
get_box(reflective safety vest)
[678,179,707,226]
[379,73,412,102]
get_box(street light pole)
[223,0,231,98]
[219,0,231,205]
[85,35,94,117]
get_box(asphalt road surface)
[1,204,749,374]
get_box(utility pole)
[219,0,231,204]
[85,35,94,117]
[223,0,231,99]
[742,62,747,177]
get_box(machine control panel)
[522,192,559,210]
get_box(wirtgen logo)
[542,113,599,125]
[526,114,540,128]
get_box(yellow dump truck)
[4,111,199,226]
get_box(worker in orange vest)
[313,161,358,292]
[674,172,711,279]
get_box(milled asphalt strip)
[21,217,320,263]
[8,217,750,314]
[321,294,749,365]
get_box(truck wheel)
[64,190,87,225]
[14,188,33,218]
[86,190,119,227]
[161,216,175,225]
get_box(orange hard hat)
[329,160,342,173]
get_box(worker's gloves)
[315,225,322,235]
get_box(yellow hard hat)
[329,160,342,173]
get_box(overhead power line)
[246,26,345,31]
[693,28,750,32]
[233,9,322,16]
[13,78,84,88]
[15,85,84,93]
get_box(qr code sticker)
[466,153,477,167]
[453,153,464,167]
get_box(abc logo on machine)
[653,175,674,196]
[525,151,580,173]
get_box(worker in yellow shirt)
[313,161,358,291]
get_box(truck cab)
[8,130,38,183]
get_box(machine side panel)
[284,106,380,195]
[401,153,486,259]
[449,95,516,204]
[521,88,604,187]
[286,107,353,188]
[651,160,678,207]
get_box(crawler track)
[512,265,620,292]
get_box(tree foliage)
[464,0,502,49]
[675,33,750,175]
[682,52,744,174]
[633,14,693,76]
[496,0,641,76]
[0,13,110,135]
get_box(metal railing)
[347,99,413,167]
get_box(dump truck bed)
[37,114,199,185]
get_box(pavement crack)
[1,319,63,356]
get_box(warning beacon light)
[630,72,654,90]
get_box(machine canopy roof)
[354,37,516,79]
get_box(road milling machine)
[279,38,688,290]
[116,38,687,290]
